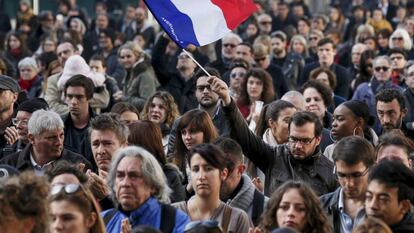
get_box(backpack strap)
[103,208,117,225]
[221,204,233,233]
[160,203,177,233]
[251,189,265,226]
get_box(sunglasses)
[374,66,390,72]
[51,183,82,195]
[392,37,404,41]
[230,72,246,79]
[259,21,272,25]
[255,57,266,63]
[309,36,318,41]
[223,43,236,48]
[184,220,222,232]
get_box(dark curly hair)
[238,67,275,106]
[300,80,334,108]
[259,181,331,233]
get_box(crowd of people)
[0,0,414,232]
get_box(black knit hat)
[17,98,49,113]
[341,100,375,126]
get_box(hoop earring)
[353,126,364,138]
[329,129,336,142]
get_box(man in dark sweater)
[300,38,351,99]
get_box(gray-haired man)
[0,109,91,175]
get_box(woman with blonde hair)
[117,41,159,111]
[288,35,309,58]
[352,217,392,233]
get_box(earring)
[353,126,364,138]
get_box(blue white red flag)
[144,0,257,48]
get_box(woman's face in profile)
[276,188,307,232]
[331,105,359,141]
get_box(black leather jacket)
[222,99,338,196]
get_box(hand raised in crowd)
[207,76,231,106]
[252,177,264,193]
[248,227,262,233]
[113,90,124,101]
[4,126,19,145]
[86,169,111,201]
[121,218,132,233]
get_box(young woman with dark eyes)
[172,109,218,189]
[300,80,334,129]
[324,100,378,161]
[250,181,330,233]
[174,143,252,233]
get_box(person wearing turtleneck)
[209,76,338,196]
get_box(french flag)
[144,0,257,48]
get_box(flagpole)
[182,49,211,77]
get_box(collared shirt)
[338,188,366,233]
[30,153,53,176]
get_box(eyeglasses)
[255,57,266,63]
[51,183,82,195]
[259,21,272,25]
[12,118,28,126]
[196,85,212,92]
[230,72,246,79]
[184,220,222,232]
[309,36,318,41]
[223,43,236,48]
[335,167,369,180]
[392,37,404,41]
[374,66,390,72]
[288,136,316,145]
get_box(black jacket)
[300,62,351,99]
[223,99,338,196]
[320,188,342,233]
[391,214,414,233]
[0,144,91,172]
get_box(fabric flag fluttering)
[144,0,257,48]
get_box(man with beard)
[375,88,414,139]
[0,75,19,157]
[320,136,376,233]
[209,76,337,196]
[167,68,230,154]
[62,75,96,170]
[215,137,267,226]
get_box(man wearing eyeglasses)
[209,76,337,196]
[320,136,376,233]
[208,32,242,75]
[2,98,49,158]
[403,61,414,135]
[352,55,402,133]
